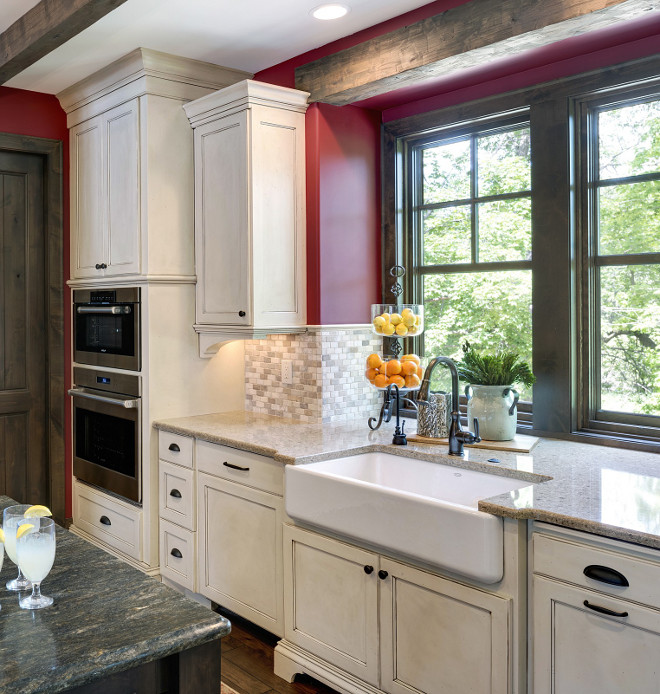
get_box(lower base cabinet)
[198,471,284,636]
[280,524,511,694]
[533,576,660,694]
[531,525,660,694]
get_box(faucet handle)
[472,417,481,444]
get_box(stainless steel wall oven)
[73,288,141,371]
[69,368,141,503]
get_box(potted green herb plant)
[456,341,536,441]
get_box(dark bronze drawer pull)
[223,461,250,472]
[583,600,628,618]
[169,489,182,499]
[168,443,181,452]
[170,548,183,559]
[583,564,629,587]
[99,515,111,526]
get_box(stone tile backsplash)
[244,326,382,423]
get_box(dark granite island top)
[0,496,230,693]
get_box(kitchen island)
[0,496,229,693]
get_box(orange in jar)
[374,373,389,388]
[384,359,402,376]
[365,368,379,382]
[405,374,421,389]
[401,360,417,376]
[366,353,383,369]
[401,354,421,365]
[388,375,406,388]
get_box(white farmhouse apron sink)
[285,452,532,583]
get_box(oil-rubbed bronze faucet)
[418,356,481,456]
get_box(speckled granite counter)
[155,411,660,551]
[0,496,229,694]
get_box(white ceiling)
[3,0,432,95]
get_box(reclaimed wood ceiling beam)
[0,0,128,85]
[296,0,660,105]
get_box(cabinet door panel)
[105,99,140,276]
[194,113,250,325]
[533,576,660,694]
[283,525,380,686]
[197,472,283,635]
[71,117,104,278]
[380,558,510,694]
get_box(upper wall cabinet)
[184,81,308,355]
[59,48,251,285]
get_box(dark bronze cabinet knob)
[364,565,374,574]
[378,570,389,580]
[238,311,246,317]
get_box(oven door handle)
[76,305,131,315]
[68,388,140,409]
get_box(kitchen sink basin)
[285,451,533,584]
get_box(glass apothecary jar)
[365,353,424,392]
[370,304,424,337]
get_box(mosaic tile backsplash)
[244,327,382,423]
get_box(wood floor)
[217,609,338,694]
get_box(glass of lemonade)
[3,505,34,591]
[16,516,56,609]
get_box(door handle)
[168,443,180,452]
[170,548,183,559]
[583,600,628,618]
[169,489,182,499]
[99,515,111,526]
[583,564,629,587]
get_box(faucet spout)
[418,356,481,456]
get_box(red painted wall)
[0,86,71,517]
[256,3,660,326]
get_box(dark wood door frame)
[0,132,64,521]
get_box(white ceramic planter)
[465,384,519,441]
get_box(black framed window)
[579,92,660,437]
[406,116,533,403]
[383,57,660,450]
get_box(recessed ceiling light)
[311,4,350,20]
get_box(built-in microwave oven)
[73,288,140,371]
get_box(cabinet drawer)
[533,533,660,609]
[196,440,283,495]
[158,431,194,468]
[74,482,142,561]
[159,461,195,531]
[160,519,196,592]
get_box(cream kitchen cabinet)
[69,98,140,279]
[60,47,251,285]
[196,440,285,636]
[277,524,511,694]
[184,80,308,354]
[531,524,660,694]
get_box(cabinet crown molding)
[183,79,309,127]
[58,47,252,126]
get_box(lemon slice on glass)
[16,523,35,539]
[0,528,5,543]
[23,505,52,518]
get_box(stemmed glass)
[3,505,33,591]
[16,516,56,610]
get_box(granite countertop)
[0,496,230,693]
[155,411,660,551]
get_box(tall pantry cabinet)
[59,49,251,574]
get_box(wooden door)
[70,116,105,279]
[533,575,660,694]
[197,471,284,636]
[380,557,510,694]
[194,112,250,326]
[0,150,48,504]
[105,99,140,276]
[283,525,380,687]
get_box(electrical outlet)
[281,360,293,384]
